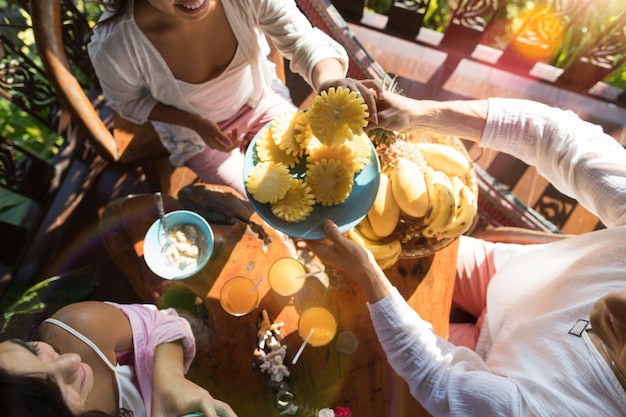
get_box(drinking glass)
[219,276,259,316]
[297,306,337,347]
[268,257,307,296]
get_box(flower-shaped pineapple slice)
[245,161,292,203]
[307,143,354,170]
[307,87,368,147]
[271,179,316,222]
[306,159,354,206]
[344,131,372,173]
[256,125,301,168]
[271,109,310,157]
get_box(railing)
[331,0,626,107]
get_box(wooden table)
[99,184,458,417]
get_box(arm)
[371,92,489,141]
[107,303,239,416]
[148,102,238,152]
[305,221,523,416]
[151,341,237,417]
[371,93,626,227]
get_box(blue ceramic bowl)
[243,122,381,240]
[143,210,214,280]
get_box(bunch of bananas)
[348,132,478,270]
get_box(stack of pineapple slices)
[245,87,370,223]
[348,133,478,270]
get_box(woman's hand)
[152,374,237,417]
[317,78,383,124]
[152,342,238,417]
[304,220,393,303]
[191,116,239,153]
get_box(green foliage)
[0,269,99,332]
[423,0,451,32]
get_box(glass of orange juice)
[297,306,337,347]
[219,276,259,316]
[268,257,307,296]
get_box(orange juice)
[220,276,258,316]
[298,307,337,346]
[268,257,306,296]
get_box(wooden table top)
[99,184,457,417]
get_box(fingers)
[198,398,239,417]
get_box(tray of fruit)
[349,128,478,268]
[243,88,380,240]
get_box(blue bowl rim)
[143,210,214,280]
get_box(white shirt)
[87,0,348,166]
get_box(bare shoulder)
[40,301,133,353]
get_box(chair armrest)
[30,0,119,161]
[471,227,574,245]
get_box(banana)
[390,157,429,218]
[357,216,383,241]
[368,172,400,237]
[348,227,402,269]
[422,167,456,238]
[439,183,478,238]
[416,143,471,178]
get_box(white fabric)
[42,318,146,417]
[176,46,254,122]
[368,98,626,416]
[87,0,348,166]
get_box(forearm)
[153,340,186,380]
[406,99,489,142]
[148,102,204,132]
[310,57,348,92]
[358,252,395,304]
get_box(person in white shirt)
[88,0,379,197]
[306,93,626,416]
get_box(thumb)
[322,219,342,242]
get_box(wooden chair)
[29,0,177,192]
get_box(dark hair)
[96,0,131,27]
[0,368,133,417]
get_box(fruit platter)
[243,87,478,269]
[356,128,478,267]
[243,88,380,240]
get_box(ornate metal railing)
[333,0,626,106]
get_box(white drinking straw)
[249,277,263,295]
[292,328,315,365]
[291,269,321,280]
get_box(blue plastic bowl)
[143,210,214,280]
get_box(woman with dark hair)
[88,0,379,198]
[0,301,237,417]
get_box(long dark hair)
[0,368,133,417]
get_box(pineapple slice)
[256,125,301,168]
[306,159,354,206]
[271,179,316,222]
[307,143,354,170]
[271,109,310,157]
[245,161,292,203]
[344,131,372,173]
[307,87,368,147]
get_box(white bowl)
[143,210,214,280]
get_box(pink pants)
[449,236,531,349]
[185,87,296,198]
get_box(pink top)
[105,302,196,417]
